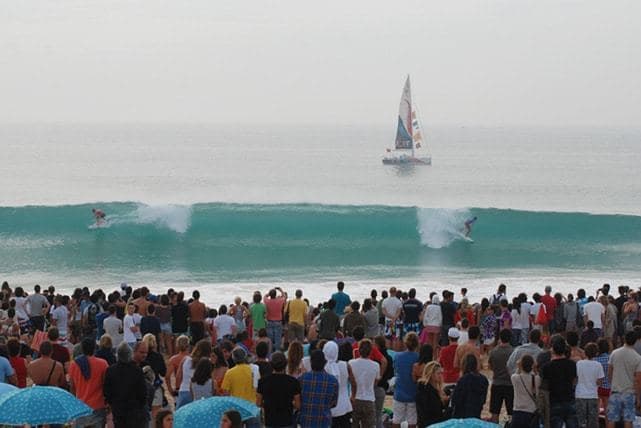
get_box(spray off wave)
[0,203,640,285]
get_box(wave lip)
[129,204,192,234]
[416,208,472,249]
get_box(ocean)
[1,123,640,304]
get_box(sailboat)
[382,76,431,165]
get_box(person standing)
[318,299,340,341]
[323,341,352,427]
[392,332,420,428]
[348,339,380,428]
[257,352,301,428]
[583,296,605,337]
[265,288,286,351]
[298,350,338,428]
[488,329,514,423]
[575,343,604,428]
[27,341,66,387]
[27,284,49,332]
[331,281,351,317]
[511,354,541,428]
[606,331,641,428]
[416,361,448,427]
[285,289,308,343]
[541,336,578,428]
[402,289,423,337]
[104,343,148,428]
[103,305,123,349]
[69,338,109,428]
[249,292,267,339]
[188,290,207,344]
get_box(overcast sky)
[1,1,640,126]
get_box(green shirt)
[250,303,267,331]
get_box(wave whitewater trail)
[1,203,640,284]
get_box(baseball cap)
[448,327,461,339]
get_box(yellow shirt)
[221,364,256,402]
[287,298,308,326]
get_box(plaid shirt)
[298,370,338,428]
[594,352,610,389]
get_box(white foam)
[416,207,472,248]
[129,204,193,233]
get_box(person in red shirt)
[69,338,109,428]
[7,338,27,388]
[439,327,460,384]
[541,286,557,331]
[264,288,286,351]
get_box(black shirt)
[257,373,301,427]
[541,358,577,403]
[140,315,161,337]
[171,302,189,333]
[403,298,423,324]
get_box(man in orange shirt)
[189,290,207,343]
[69,338,109,428]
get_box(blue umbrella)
[0,386,93,425]
[429,419,499,428]
[174,396,260,428]
[0,383,18,397]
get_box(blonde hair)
[418,361,443,387]
[142,333,157,352]
[175,335,190,352]
[99,334,113,349]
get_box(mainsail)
[395,76,413,150]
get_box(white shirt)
[575,359,604,399]
[51,305,69,336]
[13,297,29,321]
[123,314,137,343]
[458,330,469,345]
[583,302,605,329]
[103,316,123,347]
[511,303,532,330]
[382,297,402,321]
[214,314,236,338]
[133,313,142,339]
[348,358,379,402]
[423,304,443,327]
[179,356,194,392]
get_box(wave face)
[1,203,640,283]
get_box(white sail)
[395,76,413,150]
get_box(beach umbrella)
[0,383,17,397]
[0,385,93,426]
[174,396,260,428]
[429,419,499,428]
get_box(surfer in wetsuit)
[92,208,106,226]
[464,216,477,237]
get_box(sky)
[1,1,640,126]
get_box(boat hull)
[382,156,431,165]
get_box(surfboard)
[456,232,474,243]
[88,222,110,230]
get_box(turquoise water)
[1,124,640,302]
[1,203,640,282]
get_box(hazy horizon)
[2,1,640,127]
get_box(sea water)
[1,123,640,304]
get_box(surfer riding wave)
[463,216,477,238]
[92,208,106,226]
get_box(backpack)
[535,304,547,326]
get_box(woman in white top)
[322,341,353,426]
[177,339,212,409]
[511,354,541,428]
[420,295,442,353]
